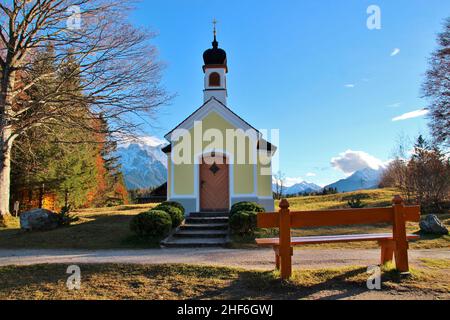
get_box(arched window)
[209,72,221,87]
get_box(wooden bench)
[256,196,421,279]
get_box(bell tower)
[202,20,228,105]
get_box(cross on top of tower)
[212,18,218,37]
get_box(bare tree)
[273,170,285,200]
[0,1,170,218]
[422,17,450,149]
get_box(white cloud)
[344,84,355,88]
[392,108,429,121]
[390,48,400,56]
[331,150,385,174]
[387,102,402,108]
[306,172,316,177]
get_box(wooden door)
[200,155,229,212]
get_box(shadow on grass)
[409,230,450,246]
[193,267,371,299]
[0,264,69,293]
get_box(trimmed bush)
[229,211,258,236]
[230,202,265,217]
[156,201,185,215]
[130,210,172,238]
[154,205,184,228]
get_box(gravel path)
[0,248,448,269]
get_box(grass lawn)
[231,188,450,249]
[0,204,158,249]
[276,188,401,211]
[0,261,448,300]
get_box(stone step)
[185,217,229,224]
[180,223,228,231]
[189,212,229,218]
[161,237,228,248]
[173,230,228,238]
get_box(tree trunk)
[0,69,17,220]
[0,132,12,217]
[64,189,69,208]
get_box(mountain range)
[273,181,322,195]
[115,138,168,190]
[272,167,384,195]
[115,137,384,194]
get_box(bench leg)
[394,242,409,272]
[379,240,394,265]
[279,247,293,280]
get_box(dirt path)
[0,248,448,269]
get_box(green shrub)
[230,202,265,216]
[58,205,79,226]
[347,197,366,208]
[154,205,184,228]
[156,201,185,215]
[229,211,258,236]
[130,210,172,238]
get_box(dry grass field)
[0,260,448,300]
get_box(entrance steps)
[161,212,229,248]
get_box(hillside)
[276,188,399,211]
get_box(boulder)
[419,214,449,235]
[20,208,61,231]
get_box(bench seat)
[256,233,419,246]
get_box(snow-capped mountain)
[324,167,383,192]
[285,181,322,195]
[115,137,168,190]
[273,181,322,195]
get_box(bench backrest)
[258,200,420,229]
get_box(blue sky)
[129,0,449,186]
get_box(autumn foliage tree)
[380,135,450,212]
[11,44,129,209]
[0,1,169,221]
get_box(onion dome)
[203,24,227,66]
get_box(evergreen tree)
[12,45,98,209]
